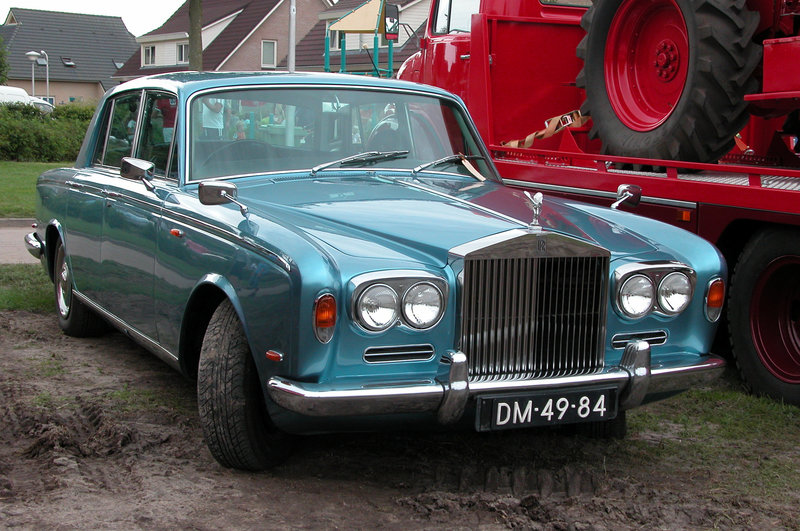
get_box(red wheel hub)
[654,39,680,82]
[750,256,800,384]
[604,0,689,131]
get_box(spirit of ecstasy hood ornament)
[524,191,544,229]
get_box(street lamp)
[25,50,49,102]
[25,50,39,97]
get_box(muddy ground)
[1,310,798,530]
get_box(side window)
[135,91,178,177]
[95,92,142,168]
[432,0,480,34]
[168,140,179,180]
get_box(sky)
[0,0,186,37]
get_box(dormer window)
[143,46,156,66]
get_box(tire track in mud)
[2,311,797,530]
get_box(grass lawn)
[0,161,69,218]
[0,264,52,312]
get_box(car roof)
[105,71,459,101]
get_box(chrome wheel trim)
[56,248,71,319]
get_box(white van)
[0,86,54,113]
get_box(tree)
[189,0,202,71]
[0,36,9,84]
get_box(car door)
[64,91,145,305]
[97,90,171,341]
[419,0,479,103]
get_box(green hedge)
[0,102,95,162]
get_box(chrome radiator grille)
[459,233,609,382]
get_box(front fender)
[397,51,422,83]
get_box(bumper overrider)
[25,231,43,259]
[267,341,725,424]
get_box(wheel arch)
[178,275,243,379]
[715,220,800,275]
[44,221,66,283]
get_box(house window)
[143,46,156,66]
[261,40,277,68]
[177,43,189,64]
[327,25,341,51]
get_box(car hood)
[236,173,660,266]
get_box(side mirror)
[120,157,155,191]
[199,181,238,205]
[384,4,399,41]
[611,184,642,210]
[199,181,249,218]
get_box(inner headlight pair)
[617,265,695,319]
[354,275,446,332]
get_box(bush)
[0,102,95,162]
[52,102,97,122]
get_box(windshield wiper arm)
[411,154,485,175]
[310,150,409,175]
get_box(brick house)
[115,0,332,80]
[290,0,429,74]
[0,8,137,105]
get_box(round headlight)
[619,274,654,319]
[357,284,398,331]
[658,272,692,315]
[402,282,444,329]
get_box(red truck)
[397,0,800,405]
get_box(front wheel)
[729,229,800,406]
[198,299,292,470]
[576,0,760,163]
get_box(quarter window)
[261,40,277,68]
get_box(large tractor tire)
[576,0,760,163]
[729,229,800,406]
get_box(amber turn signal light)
[314,294,337,343]
[705,278,725,322]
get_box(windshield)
[188,87,495,181]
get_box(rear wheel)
[53,240,105,337]
[729,229,800,406]
[198,299,292,470]
[577,0,760,163]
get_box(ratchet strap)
[734,132,753,154]
[502,110,590,148]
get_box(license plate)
[476,387,617,431]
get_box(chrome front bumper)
[24,232,43,259]
[267,341,726,424]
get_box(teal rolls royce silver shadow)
[26,72,727,470]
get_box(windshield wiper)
[411,154,486,176]
[310,150,409,175]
